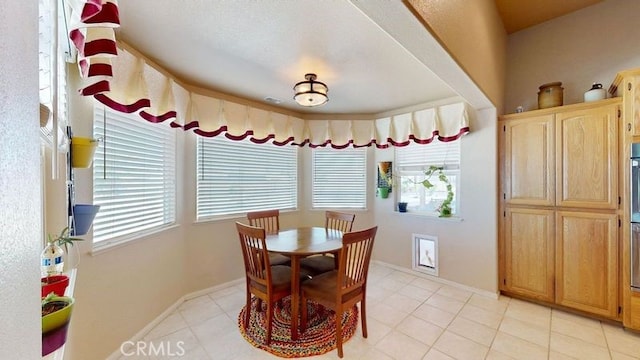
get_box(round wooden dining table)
[266,227,343,340]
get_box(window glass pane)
[312,147,367,209]
[396,140,460,216]
[196,137,297,219]
[92,106,177,244]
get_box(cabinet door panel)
[503,115,555,206]
[504,207,555,302]
[556,105,618,208]
[555,211,618,318]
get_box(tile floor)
[120,263,640,359]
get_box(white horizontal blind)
[312,147,367,209]
[196,136,298,219]
[92,106,177,244]
[396,140,460,171]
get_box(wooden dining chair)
[236,222,292,345]
[247,209,291,266]
[299,226,377,358]
[300,211,356,276]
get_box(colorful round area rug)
[237,296,359,358]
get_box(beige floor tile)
[180,345,212,360]
[358,347,395,360]
[504,299,551,329]
[447,316,497,346]
[179,298,225,327]
[369,302,410,327]
[550,332,611,360]
[396,315,445,345]
[548,350,578,360]
[603,323,640,358]
[499,316,550,348]
[374,330,431,360]
[386,270,419,284]
[143,311,189,341]
[426,293,465,314]
[366,285,395,305]
[212,291,246,315]
[433,330,489,360]
[486,349,518,360]
[422,348,456,360]
[551,308,602,330]
[201,329,255,360]
[190,312,236,345]
[611,351,640,360]
[491,331,548,360]
[385,292,424,314]
[412,303,457,328]
[411,277,443,292]
[551,316,606,347]
[360,317,393,345]
[436,285,473,302]
[399,283,435,302]
[151,327,202,356]
[207,285,241,300]
[458,303,504,329]
[468,293,510,315]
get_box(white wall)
[0,1,42,359]
[373,107,498,293]
[505,0,640,113]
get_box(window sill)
[395,211,464,222]
[90,224,179,256]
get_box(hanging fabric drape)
[68,18,470,147]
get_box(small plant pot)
[378,187,390,199]
[71,137,99,168]
[42,296,74,356]
[72,204,100,236]
[398,202,408,212]
[41,275,69,298]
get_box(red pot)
[41,275,69,298]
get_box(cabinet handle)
[629,123,632,132]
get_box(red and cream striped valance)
[69,15,470,148]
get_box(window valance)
[68,3,469,148]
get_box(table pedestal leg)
[290,255,300,340]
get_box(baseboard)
[105,278,244,360]
[372,260,499,300]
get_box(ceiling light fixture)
[293,73,328,107]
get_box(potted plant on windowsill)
[41,227,83,296]
[42,293,75,356]
[422,165,454,218]
[377,161,393,199]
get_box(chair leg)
[256,298,263,312]
[266,302,274,345]
[335,308,344,358]
[244,291,252,329]
[360,300,368,338]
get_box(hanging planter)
[71,137,99,168]
[378,187,390,199]
[71,204,100,236]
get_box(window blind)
[312,147,367,209]
[396,140,460,170]
[92,106,177,244]
[196,137,298,219]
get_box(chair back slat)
[325,211,355,233]
[236,222,271,286]
[337,226,377,294]
[247,209,280,234]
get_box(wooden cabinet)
[503,207,554,302]
[556,105,618,209]
[555,211,618,318]
[503,115,555,206]
[499,98,622,320]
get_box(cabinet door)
[556,104,618,208]
[502,115,555,206]
[555,211,618,318]
[503,207,555,302]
